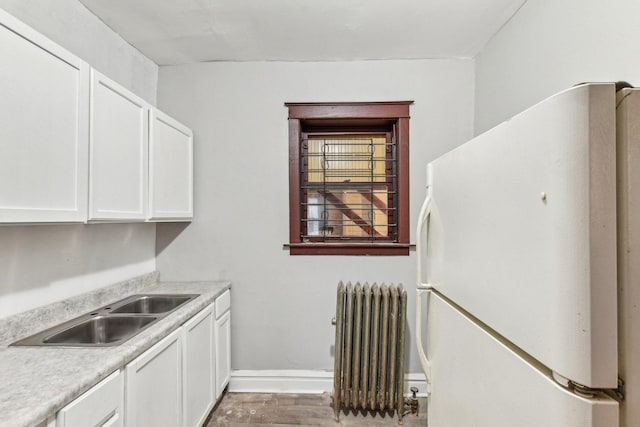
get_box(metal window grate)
[300,135,398,242]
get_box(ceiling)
[78,0,527,65]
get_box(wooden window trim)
[286,101,413,256]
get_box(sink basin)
[11,293,200,347]
[43,316,157,345]
[111,295,196,314]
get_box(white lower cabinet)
[125,329,182,427]
[53,294,231,427]
[215,291,231,399]
[56,370,124,427]
[182,304,215,427]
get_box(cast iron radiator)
[332,281,408,422]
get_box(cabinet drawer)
[56,370,123,427]
[215,290,231,319]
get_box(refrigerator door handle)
[416,288,432,393]
[416,191,432,288]
[416,168,433,393]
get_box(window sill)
[284,243,413,256]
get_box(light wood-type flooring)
[205,392,427,426]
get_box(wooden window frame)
[286,101,413,256]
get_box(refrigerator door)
[426,83,617,388]
[616,88,640,427]
[427,291,618,427]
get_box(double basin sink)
[11,294,199,347]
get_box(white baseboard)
[229,370,428,397]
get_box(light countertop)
[0,274,231,427]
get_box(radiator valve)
[408,387,419,416]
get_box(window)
[285,101,413,255]
[303,134,391,239]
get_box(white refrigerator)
[416,83,640,426]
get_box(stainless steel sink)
[42,316,157,345]
[11,293,199,347]
[111,295,195,314]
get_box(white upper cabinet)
[0,9,89,223]
[149,110,194,221]
[89,70,149,221]
[0,9,194,224]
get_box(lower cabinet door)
[125,329,182,427]
[183,304,215,427]
[56,370,123,427]
[215,309,231,398]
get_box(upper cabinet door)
[149,110,193,221]
[89,70,149,221]
[0,9,89,223]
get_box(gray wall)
[0,1,158,318]
[475,0,640,134]
[156,59,474,373]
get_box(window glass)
[302,135,395,241]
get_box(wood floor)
[205,392,427,426]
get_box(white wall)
[156,59,474,373]
[0,1,158,318]
[475,0,640,134]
